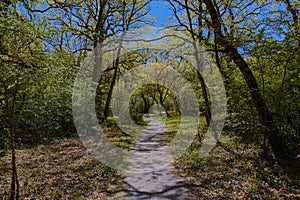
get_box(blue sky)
[148,1,173,27]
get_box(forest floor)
[164,117,300,199]
[0,117,299,199]
[0,138,123,199]
[173,140,300,199]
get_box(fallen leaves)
[0,138,123,199]
[174,135,300,199]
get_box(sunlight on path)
[121,117,196,200]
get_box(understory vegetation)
[1,0,299,199]
[164,117,300,199]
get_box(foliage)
[0,0,299,198]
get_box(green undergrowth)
[109,136,135,150]
[162,116,207,143]
[162,116,181,143]
[103,116,148,150]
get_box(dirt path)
[121,117,196,200]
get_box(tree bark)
[185,0,212,126]
[103,58,119,120]
[9,126,19,200]
[196,0,212,124]
[203,0,290,161]
[2,80,20,200]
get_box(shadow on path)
[120,117,197,200]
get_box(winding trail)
[122,117,196,200]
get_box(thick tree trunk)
[223,44,289,160]
[203,0,290,161]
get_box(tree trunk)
[196,68,211,125]
[103,37,124,121]
[9,126,19,200]
[2,81,20,200]
[141,93,150,113]
[103,61,119,120]
[185,0,212,126]
[203,0,290,161]
[197,0,212,125]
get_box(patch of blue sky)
[148,0,174,27]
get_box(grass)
[109,135,135,150]
[162,116,181,143]
[162,115,207,143]
[103,115,147,151]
